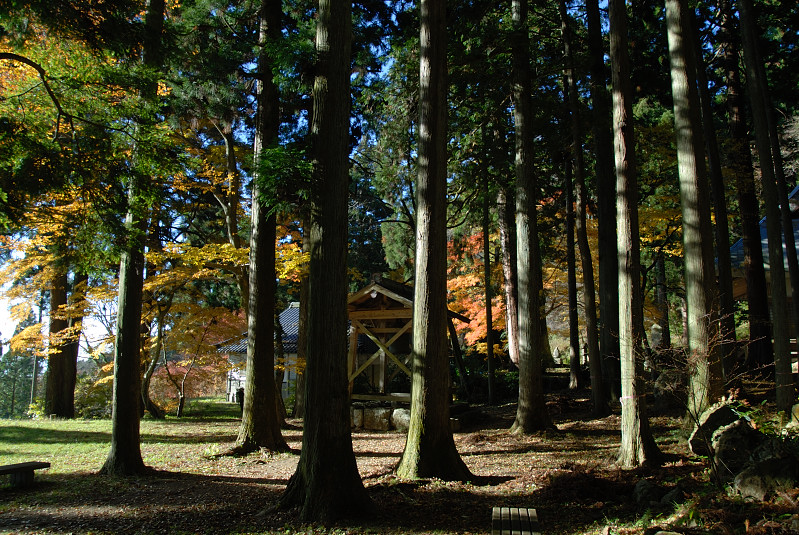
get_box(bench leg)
[10,470,34,488]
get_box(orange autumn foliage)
[447,231,506,353]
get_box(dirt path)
[1,398,792,534]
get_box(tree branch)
[0,52,136,140]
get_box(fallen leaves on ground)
[1,394,796,534]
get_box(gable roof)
[348,274,470,324]
[217,302,300,357]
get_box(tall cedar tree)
[101,0,165,476]
[510,0,553,434]
[665,0,723,416]
[559,0,603,406]
[483,174,496,403]
[748,0,799,408]
[564,157,581,389]
[719,0,773,372]
[396,0,472,481]
[498,186,520,367]
[44,271,74,417]
[586,0,619,407]
[738,0,794,412]
[234,0,289,454]
[690,12,737,376]
[610,0,660,468]
[279,0,372,520]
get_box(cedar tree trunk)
[235,0,288,453]
[610,0,660,468]
[665,0,723,416]
[279,0,372,520]
[396,0,472,481]
[587,0,620,405]
[511,0,553,433]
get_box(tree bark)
[101,0,165,476]
[665,0,724,417]
[720,0,772,372]
[586,0,620,404]
[560,0,605,408]
[483,174,495,403]
[757,13,799,386]
[396,0,472,481]
[497,187,520,367]
[234,0,288,453]
[30,293,45,406]
[655,255,671,349]
[217,129,249,313]
[293,220,310,419]
[610,0,659,468]
[510,0,553,434]
[44,271,75,418]
[738,0,794,412]
[279,0,371,520]
[689,10,736,378]
[101,191,148,475]
[142,298,168,420]
[565,157,581,391]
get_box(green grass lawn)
[0,398,407,535]
[0,397,243,475]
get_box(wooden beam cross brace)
[348,318,412,381]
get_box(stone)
[363,407,391,431]
[689,402,740,457]
[633,479,664,505]
[351,408,363,429]
[391,408,411,432]
[733,457,799,501]
[648,323,663,350]
[651,369,687,413]
[660,487,685,506]
[751,435,794,464]
[712,420,763,480]
[450,418,461,432]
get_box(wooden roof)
[348,274,470,324]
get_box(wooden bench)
[0,462,50,489]
[491,507,540,535]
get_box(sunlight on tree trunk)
[234,0,288,454]
[498,187,520,367]
[396,0,473,481]
[665,0,723,417]
[610,0,660,468]
[586,0,620,406]
[510,0,553,434]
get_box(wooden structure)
[347,275,469,402]
[0,461,50,489]
[491,507,540,535]
[218,303,300,403]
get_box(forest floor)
[1,391,797,535]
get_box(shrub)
[74,373,112,419]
